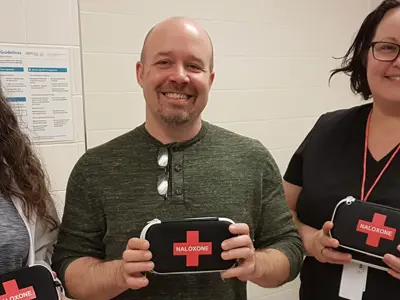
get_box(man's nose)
[168,64,190,84]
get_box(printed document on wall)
[0,46,74,143]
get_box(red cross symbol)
[173,231,212,266]
[356,213,396,247]
[0,280,36,300]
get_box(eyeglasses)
[157,147,169,199]
[371,41,400,62]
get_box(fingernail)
[221,242,227,248]
[384,254,394,261]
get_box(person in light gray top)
[0,194,30,274]
[0,84,60,277]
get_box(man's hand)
[220,223,256,281]
[119,238,154,290]
[384,245,400,280]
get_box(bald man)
[52,17,304,300]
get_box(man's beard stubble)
[154,87,198,126]
[157,105,194,126]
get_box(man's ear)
[209,72,215,87]
[136,61,144,87]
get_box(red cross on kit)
[357,213,396,247]
[173,231,213,266]
[0,280,36,300]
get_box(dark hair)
[0,85,58,230]
[329,0,400,100]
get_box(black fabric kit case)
[330,196,400,270]
[140,217,237,274]
[0,264,61,300]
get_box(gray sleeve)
[34,202,59,268]
[51,153,106,288]
[253,141,304,282]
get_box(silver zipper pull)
[345,196,355,205]
[147,218,161,224]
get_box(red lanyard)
[361,109,400,201]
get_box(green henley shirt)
[52,121,304,300]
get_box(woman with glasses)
[0,84,62,294]
[283,1,400,299]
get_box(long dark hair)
[0,85,58,230]
[329,0,400,100]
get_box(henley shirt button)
[174,164,182,172]
[175,188,182,195]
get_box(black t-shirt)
[284,103,400,300]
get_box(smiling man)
[138,17,215,143]
[51,17,304,300]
